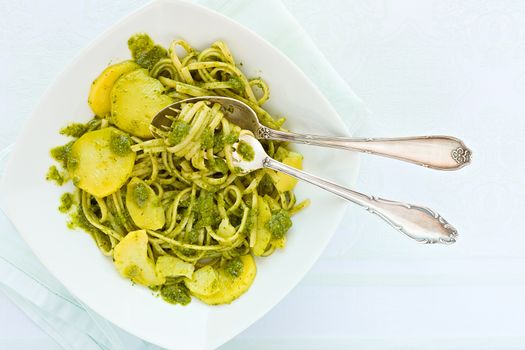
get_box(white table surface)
[2,0,525,349]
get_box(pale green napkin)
[0,0,366,349]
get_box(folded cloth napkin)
[0,0,367,349]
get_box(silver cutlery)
[232,133,457,244]
[152,96,471,170]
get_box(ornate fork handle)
[264,157,458,244]
[259,127,471,170]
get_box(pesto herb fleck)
[237,140,254,161]
[193,190,220,229]
[58,192,75,213]
[213,158,228,174]
[128,33,167,69]
[213,132,237,151]
[110,132,132,156]
[168,120,190,145]
[128,33,154,58]
[225,257,244,278]
[50,141,74,167]
[46,165,65,185]
[160,283,191,305]
[135,45,168,70]
[186,229,200,244]
[258,174,274,195]
[228,76,244,94]
[60,123,86,138]
[132,182,150,208]
[200,128,214,149]
[265,210,292,239]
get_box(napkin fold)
[0,0,367,349]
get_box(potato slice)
[126,177,165,230]
[156,255,194,279]
[110,69,173,138]
[184,265,219,296]
[253,196,272,256]
[192,255,256,305]
[69,127,135,197]
[274,152,303,192]
[113,230,165,287]
[88,60,139,117]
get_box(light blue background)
[1,0,525,349]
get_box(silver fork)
[151,96,472,170]
[232,133,458,244]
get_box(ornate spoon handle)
[264,157,458,244]
[260,127,471,170]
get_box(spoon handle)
[264,157,457,244]
[259,127,471,170]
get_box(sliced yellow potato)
[113,230,165,287]
[88,60,139,117]
[126,177,165,230]
[68,127,135,197]
[184,265,219,296]
[274,152,303,192]
[155,255,194,279]
[110,69,173,138]
[253,196,272,256]
[192,255,256,305]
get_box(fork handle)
[259,127,471,170]
[264,157,457,244]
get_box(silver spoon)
[233,133,457,244]
[151,96,471,170]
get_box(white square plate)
[0,0,359,349]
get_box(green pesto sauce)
[109,132,132,156]
[128,33,167,70]
[179,247,197,257]
[67,156,79,171]
[237,141,254,161]
[46,165,65,186]
[193,190,220,229]
[132,182,150,208]
[50,141,74,167]
[58,192,75,213]
[60,123,86,138]
[68,203,102,237]
[212,158,228,174]
[233,166,244,175]
[225,257,244,278]
[136,45,168,70]
[200,128,214,149]
[160,283,191,305]
[258,174,274,195]
[128,33,154,58]
[228,77,244,94]
[124,264,142,280]
[224,133,238,145]
[85,118,102,131]
[242,209,255,234]
[168,120,190,145]
[213,132,237,151]
[114,208,133,230]
[179,197,191,208]
[186,229,200,244]
[265,210,292,239]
